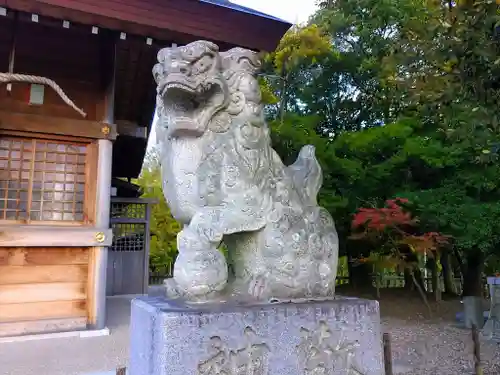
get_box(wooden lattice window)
[0,136,90,224]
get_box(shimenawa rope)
[0,73,87,118]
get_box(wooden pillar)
[90,36,116,330]
[91,139,112,330]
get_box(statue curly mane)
[153,41,339,301]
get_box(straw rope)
[0,73,87,117]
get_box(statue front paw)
[173,227,228,300]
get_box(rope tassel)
[0,73,87,118]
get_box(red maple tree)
[352,198,414,231]
[350,198,451,310]
[351,198,450,257]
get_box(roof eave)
[4,0,291,51]
[198,0,291,24]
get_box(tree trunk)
[279,85,287,124]
[278,67,288,124]
[462,250,485,297]
[346,244,374,290]
[429,254,441,302]
[413,267,426,294]
[403,268,414,290]
[404,267,425,292]
[453,247,466,282]
[411,270,432,317]
[441,249,458,296]
[349,262,374,290]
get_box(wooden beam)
[116,120,147,138]
[0,227,113,247]
[0,110,117,140]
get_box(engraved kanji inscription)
[198,327,270,375]
[297,321,364,375]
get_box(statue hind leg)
[224,231,271,299]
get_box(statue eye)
[194,56,212,74]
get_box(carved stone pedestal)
[483,277,500,341]
[129,296,384,375]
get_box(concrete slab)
[0,328,110,344]
[0,297,133,375]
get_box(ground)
[0,297,131,375]
[0,291,499,375]
[359,288,500,375]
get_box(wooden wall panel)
[86,246,96,324]
[0,264,87,284]
[0,248,89,266]
[0,17,108,122]
[0,83,100,121]
[0,282,86,304]
[0,247,90,326]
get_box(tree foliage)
[137,149,181,273]
[262,0,500,295]
[351,198,449,265]
[260,24,333,120]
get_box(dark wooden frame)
[0,111,117,140]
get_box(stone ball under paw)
[173,249,228,297]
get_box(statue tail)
[286,145,323,207]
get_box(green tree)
[261,24,333,122]
[137,149,181,274]
[293,0,500,297]
[298,0,428,132]
[388,0,500,296]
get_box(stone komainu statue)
[153,40,339,301]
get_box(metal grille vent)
[110,200,148,253]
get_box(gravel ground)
[372,290,500,375]
[384,318,500,374]
[0,292,498,375]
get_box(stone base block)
[482,317,500,341]
[129,296,384,375]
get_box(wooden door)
[106,200,149,296]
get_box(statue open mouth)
[160,76,227,137]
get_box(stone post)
[463,295,485,330]
[482,277,500,341]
